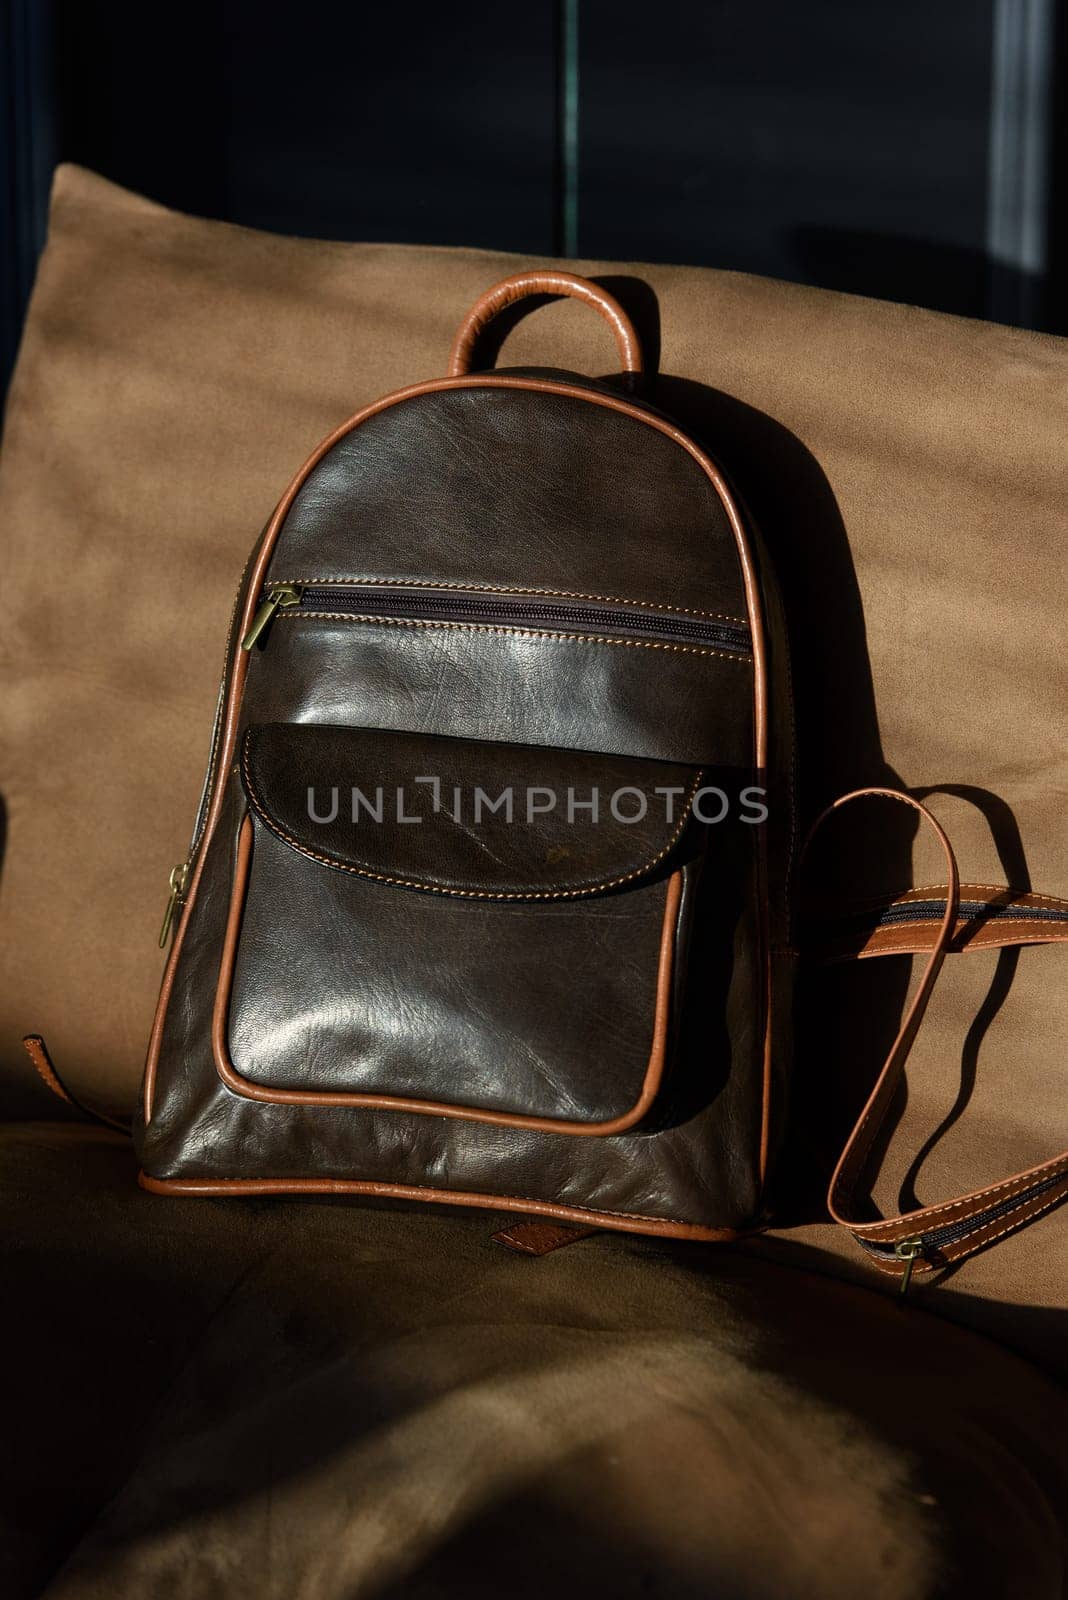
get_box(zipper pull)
[158,862,190,948]
[894,1236,925,1299]
[240,583,304,651]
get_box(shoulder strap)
[804,788,1068,1292]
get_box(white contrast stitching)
[851,1160,1068,1234]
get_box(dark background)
[3,1,1066,394]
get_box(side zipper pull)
[240,583,304,651]
[158,862,190,948]
[894,1237,924,1299]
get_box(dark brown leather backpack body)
[136,272,799,1240]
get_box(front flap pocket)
[215,723,702,1132]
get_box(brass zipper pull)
[240,583,304,651]
[894,1237,924,1299]
[158,862,190,948]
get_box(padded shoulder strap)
[804,788,1068,1292]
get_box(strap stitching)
[838,883,1068,909]
[944,1189,1067,1255]
[860,1186,1068,1271]
[897,884,1068,907]
[827,792,956,1200]
[844,920,1068,951]
[847,1158,1068,1234]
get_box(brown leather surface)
[215,813,684,1134]
[138,349,781,1233]
[244,610,754,766]
[140,1169,744,1242]
[0,166,1064,1328]
[264,384,746,611]
[3,1122,1066,1600]
[240,722,702,897]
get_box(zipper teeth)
[188,675,228,859]
[871,899,1068,929]
[292,585,752,653]
[860,1170,1066,1256]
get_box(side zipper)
[240,582,753,656]
[158,561,251,948]
[158,861,190,948]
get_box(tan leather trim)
[926,1182,1068,1264]
[812,791,960,1239]
[448,271,642,380]
[144,373,771,1206]
[814,884,1068,962]
[803,793,1068,1278]
[23,1033,130,1133]
[212,813,682,1135]
[855,922,1068,959]
[827,882,1068,912]
[23,1034,77,1108]
[851,1156,1068,1244]
[138,1168,747,1242]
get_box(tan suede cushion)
[0,167,1064,1345]
[4,1124,1066,1600]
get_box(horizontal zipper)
[860,898,1068,931]
[858,1169,1066,1290]
[241,583,752,655]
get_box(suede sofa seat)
[3,1117,1065,1600]
[0,166,1064,1597]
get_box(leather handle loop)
[447,271,644,386]
[803,787,1068,1281]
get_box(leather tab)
[492,1220,598,1256]
[23,1034,78,1108]
[22,1034,129,1134]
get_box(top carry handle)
[447,270,644,387]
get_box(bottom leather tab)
[492,1220,599,1256]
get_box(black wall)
[3,1,1066,393]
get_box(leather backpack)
[133,272,796,1248]
[37,270,1060,1280]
